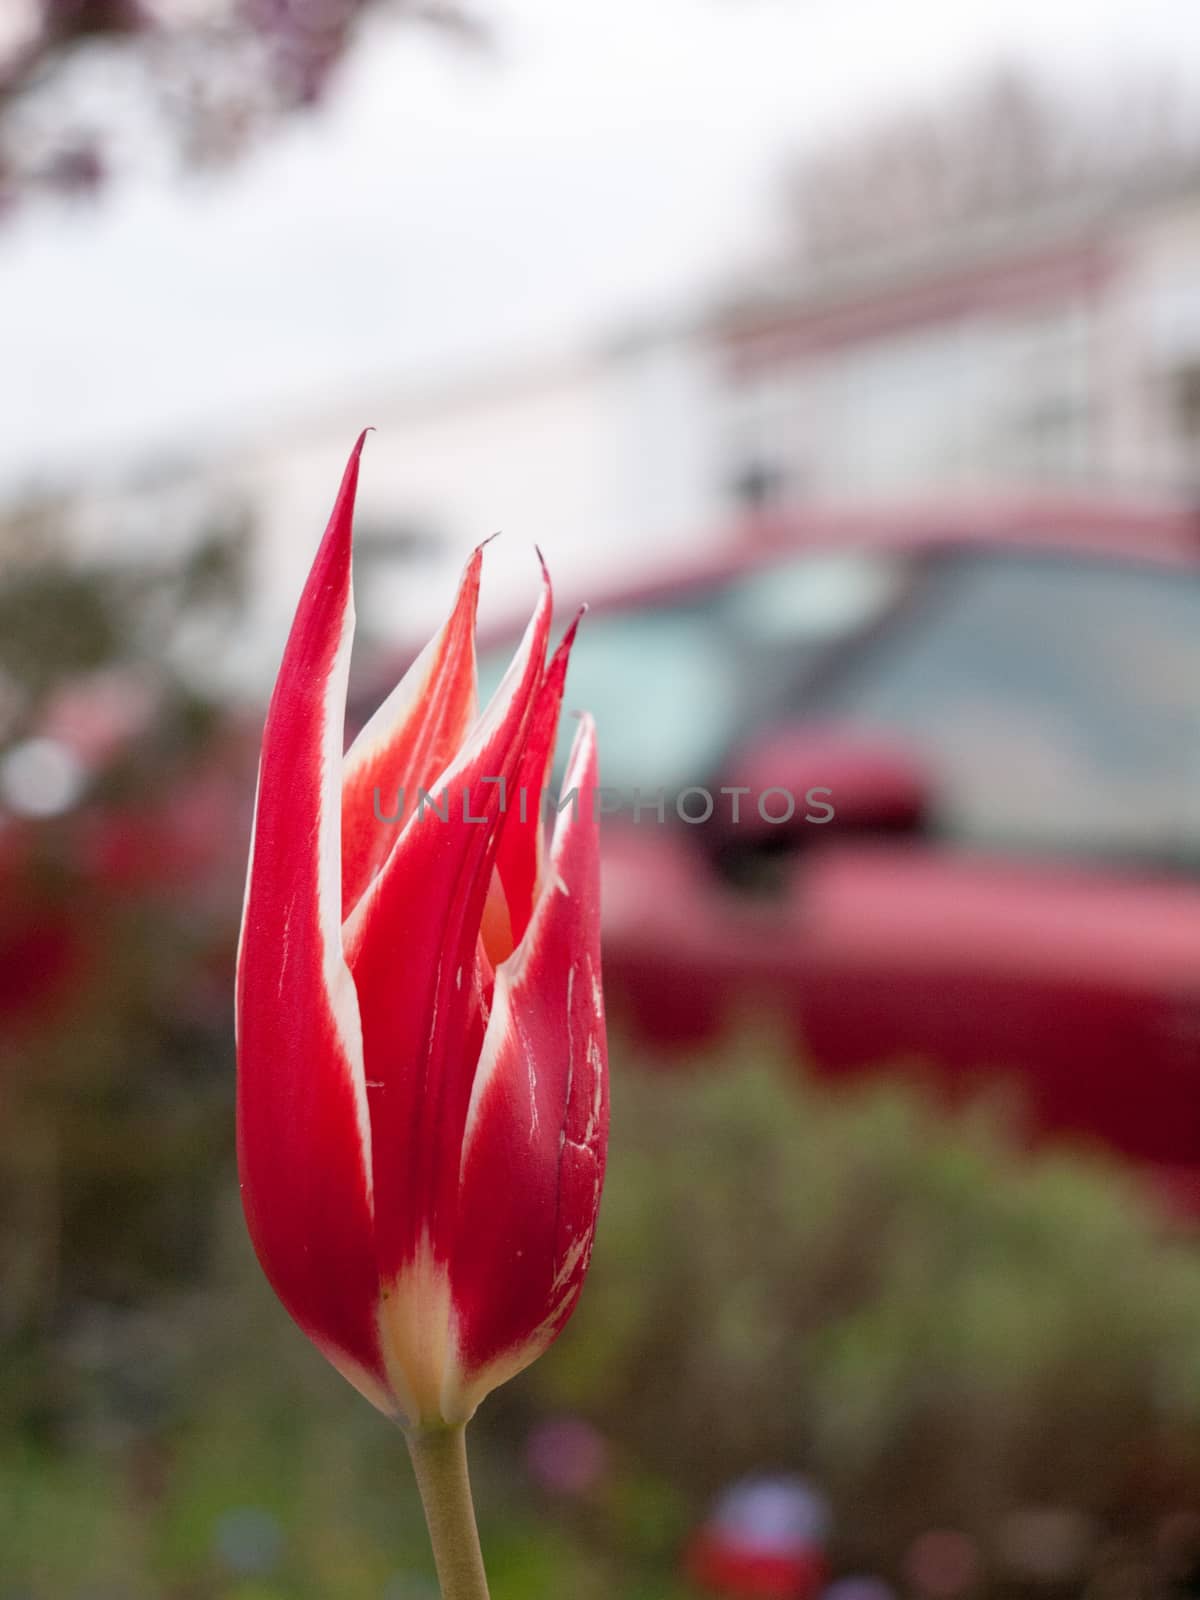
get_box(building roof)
[712,174,1200,366]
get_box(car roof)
[570,493,1200,619]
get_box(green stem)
[405,1423,491,1600]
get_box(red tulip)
[236,434,608,1430]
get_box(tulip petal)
[343,569,552,1386]
[489,609,584,961]
[340,547,483,919]
[236,434,389,1406]
[447,715,607,1418]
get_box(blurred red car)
[404,497,1200,1199]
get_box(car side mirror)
[708,722,935,887]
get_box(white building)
[711,176,1200,508]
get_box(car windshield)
[480,550,904,792]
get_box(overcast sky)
[1,0,1198,495]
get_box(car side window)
[809,551,1200,867]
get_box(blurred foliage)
[0,495,255,1391]
[0,0,488,217]
[527,1045,1200,1575]
[785,66,1200,267]
[0,494,249,725]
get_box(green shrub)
[529,1039,1200,1566]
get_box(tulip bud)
[236,433,608,1430]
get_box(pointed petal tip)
[562,709,598,774]
[556,604,587,652]
[460,544,485,585]
[321,431,371,561]
[353,427,375,456]
[457,538,490,590]
[534,547,554,617]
